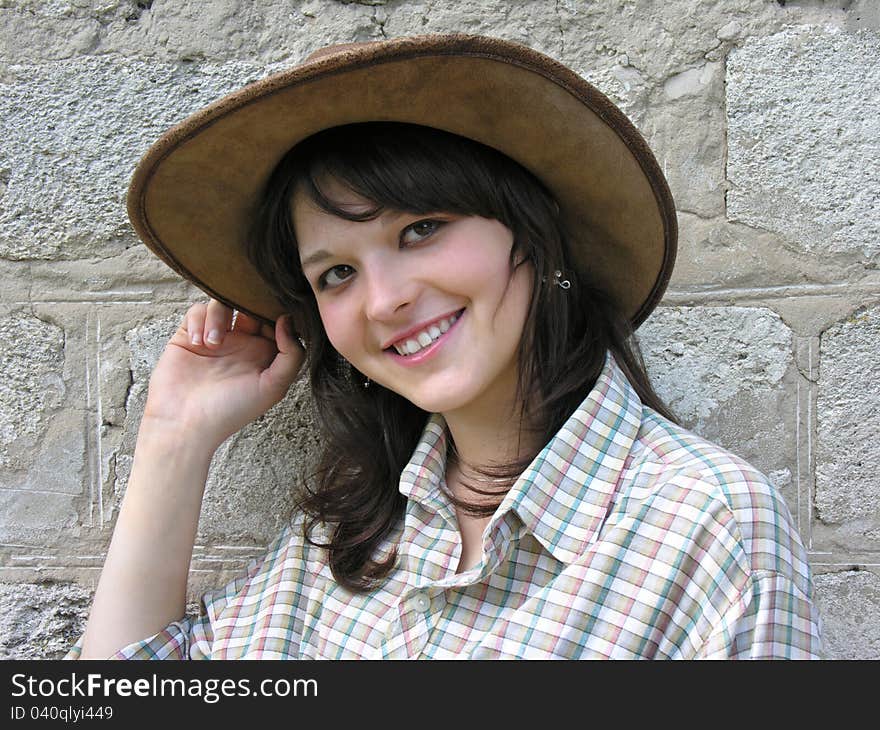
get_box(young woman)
[72,35,822,659]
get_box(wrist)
[135,413,220,466]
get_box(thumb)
[259,315,306,399]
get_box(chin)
[395,384,480,415]
[396,392,456,413]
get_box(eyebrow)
[300,249,334,270]
[298,210,420,271]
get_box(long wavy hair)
[247,122,674,592]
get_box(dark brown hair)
[247,122,674,591]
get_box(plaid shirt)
[68,355,823,659]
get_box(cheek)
[316,299,360,358]
[506,265,535,329]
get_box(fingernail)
[191,331,202,346]
[206,329,222,345]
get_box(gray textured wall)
[0,0,877,660]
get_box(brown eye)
[400,219,443,245]
[319,264,355,290]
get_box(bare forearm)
[78,422,214,658]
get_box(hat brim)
[128,34,677,328]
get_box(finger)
[182,302,207,346]
[203,299,234,347]
[259,321,275,340]
[275,314,305,352]
[229,309,264,336]
[259,315,306,398]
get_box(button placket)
[413,591,431,612]
[385,589,434,658]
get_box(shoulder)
[201,508,331,616]
[611,407,812,595]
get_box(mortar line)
[796,374,802,537]
[807,338,814,551]
[664,281,875,299]
[0,567,104,573]
[9,554,109,560]
[8,298,157,305]
[84,310,95,529]
[0,487,87,496]
[95,315,105,528]
[720,47,729,221]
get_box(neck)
[441,391,540,504]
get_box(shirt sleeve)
[696,569,825,659]
[63,601,218,660]
[63,517,311,660]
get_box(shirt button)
[413,592,430,612]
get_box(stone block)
[0,0,380,63]
[26,247,201,304]
[815,306,880,537]
[665,215,880,326]
[5,0,845,73]
[0,58,267,260]
[0,1,105,61]
[0,581,91,659]
[385,0,563,57]
[0,309,65,471]
[846,0,880,31]
[813,570,880,660]
[0,303,149,543]
[727,26,880,260]
[641,61,725,217]
[541,0,786,82]
[668,213,850,296]
[0,260,31,302]
[638,306,798,509]
[105,0,380,62]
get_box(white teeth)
[393,312,460,356]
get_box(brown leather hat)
[127,33,677,328]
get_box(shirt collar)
[398,354,644,564]
[398,413,449,511]
[501,354,644,564]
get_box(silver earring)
[364,377,371,389]
[554,270,571,289]
[542,270,571,290]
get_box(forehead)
[291,180,370,240]
[296,175,376,213]
[292,180,405,264]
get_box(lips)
[384,309,464,357]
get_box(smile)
[389,310,463,357]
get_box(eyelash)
[316,218,446,291]
[400,219,442,244]
[318,264,355,290]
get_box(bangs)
[287,122,548,228]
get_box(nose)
[362,258,417,322]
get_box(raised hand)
[142,299,306,453]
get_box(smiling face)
[293,180,534,420]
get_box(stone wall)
[0,0,877,660]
